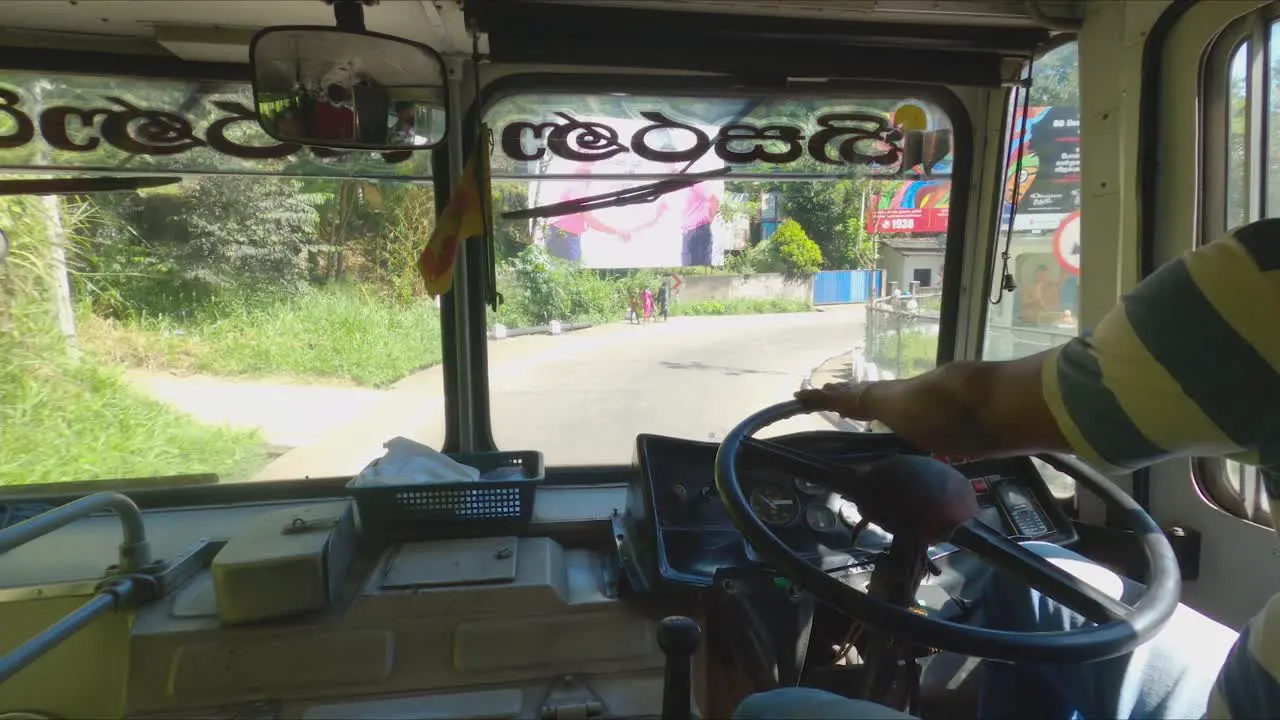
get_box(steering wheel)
[714,400,1181,665]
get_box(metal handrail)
[0,492,152,572]
[0,492,161,685]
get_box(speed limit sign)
[1053,211,1082,276]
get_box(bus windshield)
[482,90,960,465]
[0,71,443,488]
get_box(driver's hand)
[795,381,873,420]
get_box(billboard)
[1002,106,1081,217]
[527,118,737,268]
[867,179,951,234]
[867,106,1080,235]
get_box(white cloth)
[350,437,480,487]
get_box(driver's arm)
[798,219,1280,468]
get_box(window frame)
[1194,4,1280,528]
[465,73,977,469]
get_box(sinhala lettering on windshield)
[499,110,909,169]
[0,73,431,179]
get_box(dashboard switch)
[971,478,989,493]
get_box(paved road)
[129,307,864,481]
[484,307,863,466]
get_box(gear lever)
[658,616,701,720]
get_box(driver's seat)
[918,651,987,719]
[733,687,918,719]
[729,651,985,720]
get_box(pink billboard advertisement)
[528,118,730,269]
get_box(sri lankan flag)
[419,129,491,298]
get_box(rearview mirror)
[250,27,448,151]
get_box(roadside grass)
[671,298,813,316]
[82,285,444,388]
[0,337,267,487]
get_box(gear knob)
[658,616,701,720]
[658,616,702,655]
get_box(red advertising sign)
[868,208,949,234]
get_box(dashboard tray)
[347,451,544,542]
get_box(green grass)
[0,341,267,487]
[670,298,813,316]
[83,286,443,388]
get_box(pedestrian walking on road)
[642,287,655,323]
[656,283,669,321]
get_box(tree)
[1030,43,1080,107]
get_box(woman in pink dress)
[642,287,655,323]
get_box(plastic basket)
[346,450,544,542]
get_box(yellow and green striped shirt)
[1042,218,1280,719]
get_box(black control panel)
[620,432,1076,593]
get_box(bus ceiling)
[0,1,1078,86]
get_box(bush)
[771,219,824,274]
[492,246,663,327]
[78,177,324,320]
[724,238,774,274]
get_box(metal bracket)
[610,509,650,595]
[540,675,604,720]
[98,537,226,609]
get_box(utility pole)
[33,78,78,359]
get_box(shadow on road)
[659,360,789,377]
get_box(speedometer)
[749,483,800,527]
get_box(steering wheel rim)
[714,400,1182,664]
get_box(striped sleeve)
[1041,219,1280,472]
[1208,596,1280,719]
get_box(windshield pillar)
[441,54,481,453]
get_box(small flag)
[418,129,490,298]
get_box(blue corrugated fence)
[813,270,883,305]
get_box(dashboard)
[622,432,1077,592]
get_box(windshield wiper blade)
[0,176,181,196]
[501,166,731,221]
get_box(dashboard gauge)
[749,483,800,527]
[838,502,863,528]
[805,504,838,533]
[794,477,826,495]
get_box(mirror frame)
[247,25,451,152]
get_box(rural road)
[127,306,866,480]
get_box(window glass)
[1269,21,1280,219]
[1198,18,1280,527]
[483,93,957,465]
[982,42,1081,364]
[0,73,442,488]
[1227,39,1250,230]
